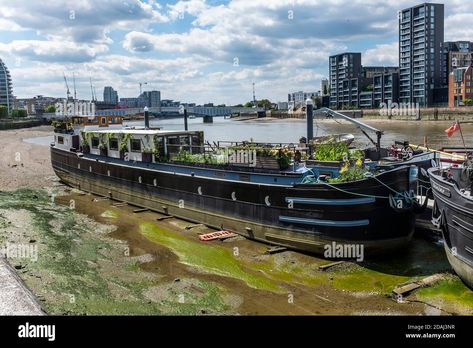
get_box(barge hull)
[52,147,415,255]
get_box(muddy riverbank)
[0,187,472,315]
[0,126,472,315]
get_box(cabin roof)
[86,129,201,136]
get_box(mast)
[63,73,71,100]
[73,72,77,101]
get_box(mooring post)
[306,98,314,157]
[144,106,150,129]
[184,107,188,131]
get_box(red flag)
[445,121,460,137]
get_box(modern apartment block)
[359,71,400,108]
[449,66,473,108]
[103,86,118,105]
[441,41,473,87]
[329,52,400,109]
[142,90,161,108]
[119,90,161,109]
[288,91,318,109]
[362,66,399,79]
[320,78,329,96]
[329,53,363,109]
[0,58,13,114]
[399,3,444,107]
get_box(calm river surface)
[126,117,473,149]
[24,117,473,149]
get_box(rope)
[301,168,419,212]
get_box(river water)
[25,117,473,150]
[126,117,473,149]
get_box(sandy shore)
[0,126,55,190]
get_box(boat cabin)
[53,115,126,152]
[80,129,204,163]
[71,115,124,128]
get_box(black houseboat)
[49,113,423,256]
[430,166,473,288]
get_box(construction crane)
[63,73,71,100]
[139,82,148,95]
[89,77,95,102]
[72,72,77,100]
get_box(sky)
[0,0,472,105]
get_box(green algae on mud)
[416,275,473,313]
[0,188,232,315]
[140,221,281,292]
[2,188,473,315]
[100,209,118,219]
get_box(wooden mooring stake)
[265,246,288,255]
[392,273,447,298]
[133,208,149,213]
[319,261,345,271]
[185,223,205,230]
[112,202,128,207]
[93,197,110,202]
[157,215,174,221]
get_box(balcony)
[413,19,425,26]
[413,26,425,33]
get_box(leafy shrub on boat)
[328,161,371,183]
[172,150,220,165]
[314,143,364,162]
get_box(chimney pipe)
[306,98,314,141]
[184,107,188,131]
[144,106,149,129]
[306,99,314,158]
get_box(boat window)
[179,135,190,152]
[101,117,106,125]
[109,138,119,151]
[131,139,141,152]
[191,135,203,154]
[156,136,165,157]
[91,137,100,149]
[167,136,180,154]
[57,136,64,144]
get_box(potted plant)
[99,134,108,156]
[99,142,108,156]
[80,131,91,154]
[119,133,131,160]
[142,147,154,163]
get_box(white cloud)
[0,40,108,63]
[3,0,473,104]
[363,42,399,66]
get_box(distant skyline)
[1,0,472,104]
